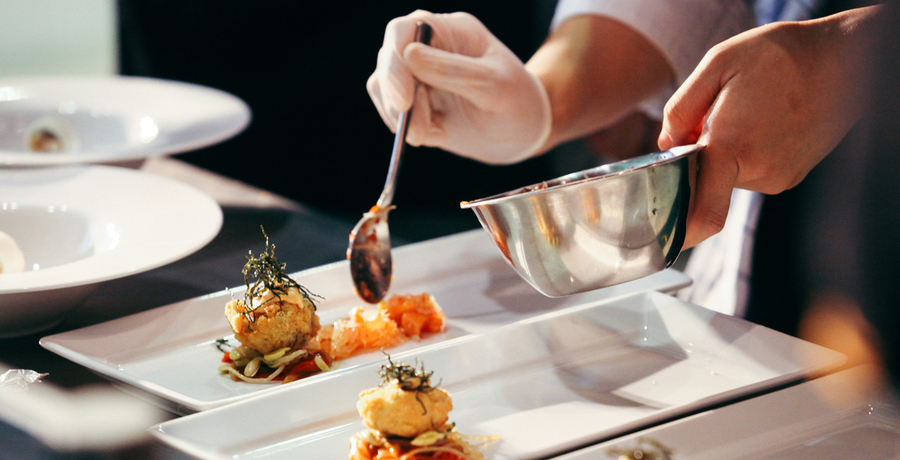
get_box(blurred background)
[116,0,565,242]
[0,0,658,243]
[0,1,117,77]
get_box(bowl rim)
[0,75,251,166]
[0,165,222,294]
[460,143,703,209]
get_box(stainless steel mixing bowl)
[460,144,702,297]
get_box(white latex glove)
[367,10,552,165]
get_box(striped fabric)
[755,0,827,24]
[678,189,763,316]
[676,0,828,316]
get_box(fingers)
[658,51,726,151]
[367,73,398,133]
[405,85,440,147]
[401,11,523,112]
[369,11,435,123]
[684,148,739,248]
[403,43,512,111]
[660,46,739,248]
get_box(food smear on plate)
[219,228,447,384]
[29,129,64,152]
[606,437,674,460]
[221,227,325,384]
[350,356,497,460]
[0,231,26,274]
[318,293,446,361]
[26,117,75,153]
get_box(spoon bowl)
[347,22,432,303]
[348,205,393,304]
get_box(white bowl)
[0,165,223,337]
[0,76,250,166]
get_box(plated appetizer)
[350,357,496,460]
[220,229,328,384]
[219,229,447,385]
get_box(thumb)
[684,149,738,248]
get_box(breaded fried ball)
[225,287,320,354]
[357,381,453,438]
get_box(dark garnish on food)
[379,353,439,392]
[237,226,322,324]
[380,353,443,415]
[214,338,233,353]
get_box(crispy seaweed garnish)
[237,226,322,324]
[379,353,442,415]
[214,338,233,353]
[379,354,438,392]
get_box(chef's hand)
[367,10,551,165]
[658,7,879,248]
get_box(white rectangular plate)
[555,365,899,460]
[39,230,691,413]
[150,290,846,460]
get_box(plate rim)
[0,164,223,293]
[0,75,251,166]
[551,364,894,460]
[38,231,694,413]
[146,290,847,459]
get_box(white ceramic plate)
[0,76,250,166]
[0,165,222,336]
[40,230,692,414]
[148,290,846,460]
[555,365,899,460]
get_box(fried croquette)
[357,380,453,438]
[225,286,320,355]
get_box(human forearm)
[525,15,673,154]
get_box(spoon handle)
[376,21,433,208]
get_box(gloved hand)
[367,10,552,165]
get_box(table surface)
[0,157,371,459]
[2,158,886,460]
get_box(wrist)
[519,70,553,159]
[812,6,882,127]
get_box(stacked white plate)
[0,76,250,336]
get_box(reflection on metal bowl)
[461,144,701,297]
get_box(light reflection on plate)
[40,231,694,414]
[0,165,222,337]
[0,76,250,166]
[556,365,898,460]
[147,291,845,460]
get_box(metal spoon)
[348,21,432,304]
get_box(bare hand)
[658,7,878,248]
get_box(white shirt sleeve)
[551,0,755,117]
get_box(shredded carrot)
[348,433,475,460]
[382,293,446,338]
[317,293,446,361]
